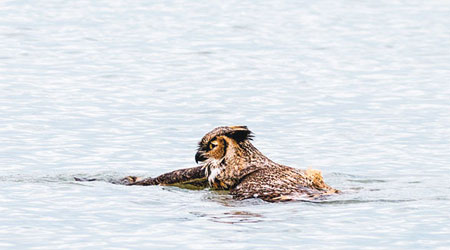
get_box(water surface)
[1,0,450,249]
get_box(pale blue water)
[1,0,450,249]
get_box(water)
[1,0,450,249]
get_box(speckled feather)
[127,166,207,187]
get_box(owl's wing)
[128,165,207,187]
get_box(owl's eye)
[209,141,218,150]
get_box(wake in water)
[0,170,415,204]
[74,165,207,187]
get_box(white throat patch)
[204,158,224,185]
[208,167,222,184]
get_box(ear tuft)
[227,126,253,142]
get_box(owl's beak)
[195,151,206,164]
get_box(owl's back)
[230,165,338,202]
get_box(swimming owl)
[127,126,338,202]
[193,126,338,201]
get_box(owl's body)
[130,126,338,202]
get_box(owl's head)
[195,126,253,164]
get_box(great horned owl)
[130,126,338,202]
[194,126,338,201]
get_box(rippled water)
[1,0,450,249]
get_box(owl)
[129,126,338,202]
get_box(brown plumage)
[126,166,207,187]
[128,126,338,202]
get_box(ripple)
[309,199,416,205]
[348,179,388,183]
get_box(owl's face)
[195,126,252,164]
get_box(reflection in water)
[191,210,264,224]
[212,211,264,224]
